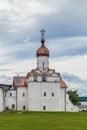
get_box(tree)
[67,90,80,105]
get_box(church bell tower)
[36,29,49,69]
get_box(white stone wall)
[17,87,27,110]
[66,94,79,112]
[27,77,62,111]
[60,88,66,111]
[5,90,16,110]
[28,76,59,82]
[0,88,4,112]
[37,56,49,69]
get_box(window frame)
[43,106,46,110]
[34,75,37,82]
[10,92,12,97]
[23,106,26,110]
[43,62,44,68]
[44,92,46,96]
[12,104,15,109]
[42,75,47,82]
[52,92,54,97]
[22,92,25,97]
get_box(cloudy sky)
[0,0,87,96]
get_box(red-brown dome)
[36,39,49,57]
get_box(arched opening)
[43,106,46,110]
[52,92,54,97]
[44,92,46,96]
[34,75,37,82]
[42,75,47,82]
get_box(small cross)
[40,29,46,39]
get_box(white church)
[0,29,78,112]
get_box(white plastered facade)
[0,87,4,112]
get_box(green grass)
[0,111,87,130]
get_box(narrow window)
[10,93,12,96]
[34,75,37,81]
[12,104,15,109]
[43,106,46,110]
[42,75,47,82]
[43,62,44,68]
[52,92,54,97]
[44,92,46,96]
[23,106,26,110]
[22,92,25,97]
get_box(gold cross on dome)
[40,29,46,39]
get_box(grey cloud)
[47,37,87,58]
[62,73,87,83]
[62,73,87,96]
[0,0,87,95]
[37,0,87,39]
[62,72,87,96]
[0,69,11,71]
[0,0,87,45]
[0,75,12,84]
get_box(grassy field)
[0,111,87,130]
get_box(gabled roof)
[57,73,67,88]
[60,80,67,88]
[13,77,27,87]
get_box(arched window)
[22,92,25,97]
[43,62,44,68]
[23,106,26,110]
[34,75,37,81]
[10,93,12,96]
[42,75,47,82]
[43,106,46,110]
[12,104,15,109]
[52,92,54,97]
[44,92,46,96]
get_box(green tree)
[67,90,80,105]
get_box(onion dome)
[36,38,49,57]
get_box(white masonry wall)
[17,87,27,111]
[5,90,16,110]
[60,88,66,111]
[27,75,63,111]
[0,88,4,112]
[37,56,49,69]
